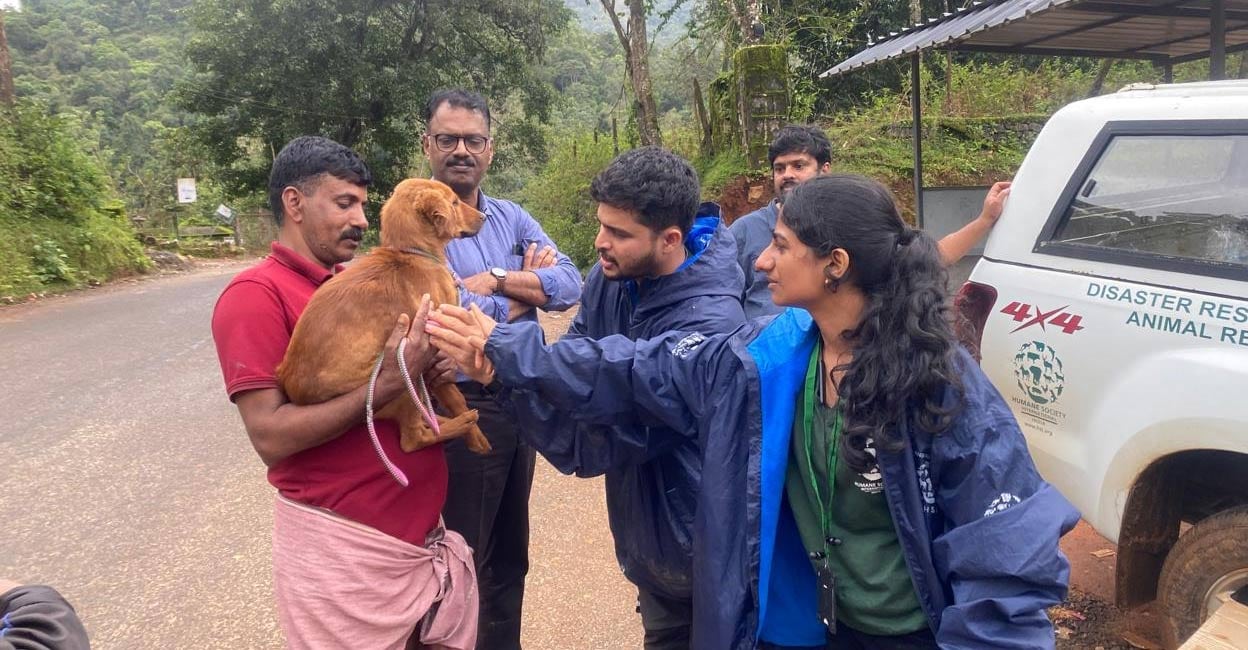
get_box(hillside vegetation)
[2,0,1243,288]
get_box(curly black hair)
[589,146,700,234]
[768,124,832,167]
[781,174,962,472]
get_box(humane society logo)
[854,439,884,495]
[670,332,706,359]
[1012,341,1065,406]
[983,492,1022,518]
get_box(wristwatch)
[490,267,508,293]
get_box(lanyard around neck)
[802,342,842,545]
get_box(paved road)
[0,263,638,649]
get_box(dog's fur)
[278,178,491,454]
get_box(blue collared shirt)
[444,189,582,324]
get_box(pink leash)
[365,338,442,487]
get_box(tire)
[1157,505,1248,649]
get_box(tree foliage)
[689,0,961,114]
[177,0,571,201]
[0,101,149,296]
[519,133,618,268]
[4,0,203,216]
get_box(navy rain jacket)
[503,205,746,600]
[487,308,1080,649]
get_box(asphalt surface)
[0,257,1147,650]
[0,262,638,649]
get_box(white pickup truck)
[956,80,1248,648]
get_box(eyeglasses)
[428,133,491,154]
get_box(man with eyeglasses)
[424,88,582,650]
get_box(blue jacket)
[487,308,1080,649]
[503,206,746,599]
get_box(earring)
[823,269,840,293]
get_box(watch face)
[490,267,507,279]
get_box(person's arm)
[218,297,436,467]
[935,181,1011,266]
[429,305,733,434]
[502,387,692,476]
[430,302,671,474]
[930,366,1079,647]
[513,208,583,311]
[0,582,90,650]
[454,273,511,323]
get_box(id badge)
[815,558,837,633]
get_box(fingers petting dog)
[428,305,495,385]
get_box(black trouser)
[637,587,693,650]
[758,622,937,650]
[442,383,537,650]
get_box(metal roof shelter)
[820,0,1244,223]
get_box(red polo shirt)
[211,242,447,545]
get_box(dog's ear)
[380,180,431,248]
[430,194,460,241]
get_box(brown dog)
[278,178,491,455]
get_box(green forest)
[0,0,1242,294]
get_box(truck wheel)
[1157,506,1248,648]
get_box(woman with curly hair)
[429,174,1079,649]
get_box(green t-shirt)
[783,343,929,636]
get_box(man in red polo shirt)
[211,136,476,649]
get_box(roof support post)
[1212,0,1227,79]
[1163,61,1174,83]
[911,53,924,227]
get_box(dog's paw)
[466,424,491,454]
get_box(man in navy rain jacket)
[502,146,746,649]
[466,308,1077,649]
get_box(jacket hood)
[626,202,744,319]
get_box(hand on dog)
[427,303,497,385]
[374,295,437,404]
[426,350,458,387]
[523,243,557,270]
[461,271,497,296]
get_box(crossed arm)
[459,243,559,322]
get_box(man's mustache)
[341,226,364,241]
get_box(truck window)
[1044,134,1248,272]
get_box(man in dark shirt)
[426,89,582,650]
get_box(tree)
[177,0,569,199]
[0,9,13,107]
[600,0,663,146]
[3,0,204,214]
[691,0,929,114]
[721,0,762,44]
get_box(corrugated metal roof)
[821,0,1248,77]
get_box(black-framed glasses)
[428,133,491,154]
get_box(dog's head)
[380,178,485,249]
